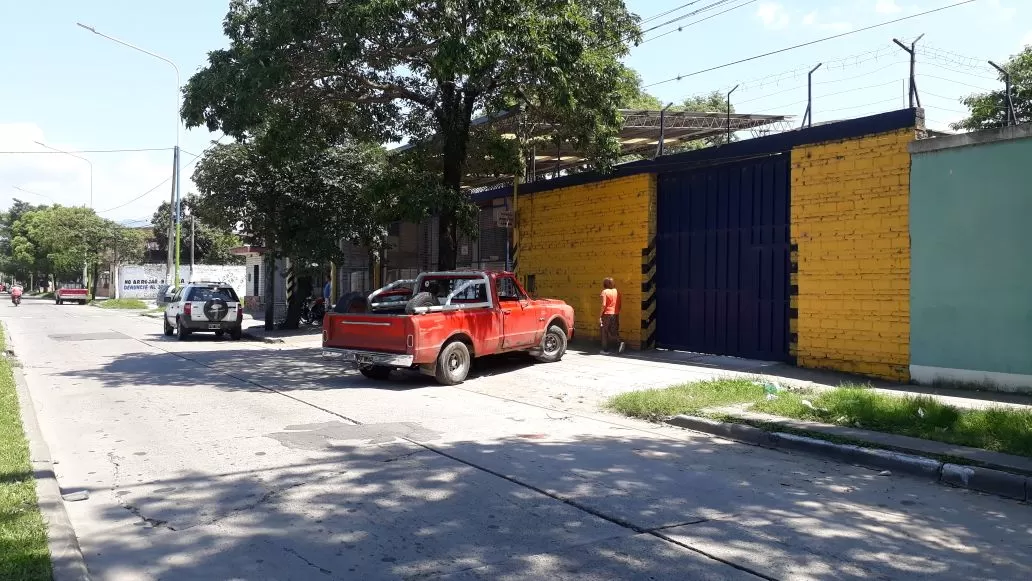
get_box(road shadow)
[59,344,544,394]
[65,430,1032,581]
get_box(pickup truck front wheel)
[435,341,471,385]
[534,325,568,363]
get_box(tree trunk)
[264,252,276,331]
[436,98,474,271]
[282,275,310,330]
[90,263,100,298]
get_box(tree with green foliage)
[191,138,449,328]
[151,199,244,265]
[952,46,1032,131]
[182,0,641,270]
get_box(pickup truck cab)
[322,271,574,385]
[56,285,89,305]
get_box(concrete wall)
[790,128,915,381]
[117,264,246,300]
[516,174,656,347]
[909,125,1032,391]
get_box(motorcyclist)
[11,284,23,305]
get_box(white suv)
[164,282,243,340]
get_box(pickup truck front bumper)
[322,348,414,368]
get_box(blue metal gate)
[655,155,791,361]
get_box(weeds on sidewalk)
[755,386,1032,458]
[605,378,764,420]
[0,328,52,580]
[608,378,1032,458]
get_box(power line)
[97,137,225,214]
[750,79,904,113]
[735,62,906,106]
[640,0,736,37]
[644,0,979,88]
[639,1,706,25]
[0,147,175,155]
[641,0,759,44]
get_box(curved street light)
[77,22,184,289]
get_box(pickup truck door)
[497,275,541,349]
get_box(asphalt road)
[5,297,1031,581]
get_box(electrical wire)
[639,1,707,25]
[745,79,905,113]
[641,0,759,44]
[644,0,979,88]
[0,147,175,155]
[735,62,907,106]
[917,74,993,92]
[639,0,737,37]
[97,136,226,214]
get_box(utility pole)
[893,34,924,108]
[988,60,1017,126]
[190,214,196,272]
[726,85,740,144]
[801,63,822,128]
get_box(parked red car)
[322,271,574,385]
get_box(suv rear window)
[187,286,239,302]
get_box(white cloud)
[874,0,902,14]
[799,10,852,33]
[986,0,1017,21]
[0,122,187,223]
[802,11,817,25]
[756,2,791,30]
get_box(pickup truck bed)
[56,287,89,305]
[323,271,574,385]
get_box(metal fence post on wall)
[655,102,674,158]
[726,85,739,144]
[988,60,1017,126]
[893,34,924,108]
[801,63,822,128]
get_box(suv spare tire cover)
[204,297,230,321]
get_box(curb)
[243,332,284,344]
[665,414,1030,502]
[6,342,92,580]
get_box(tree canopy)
[182,0,641,269]
[0,203,144,290]
[953,46,1031,131]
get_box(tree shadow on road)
[59,344,542,394]
[64,427,1032,581]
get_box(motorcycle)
[11,295,21,306]
[299,296,326,325]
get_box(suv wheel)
[163,318,174,336]
[176,317,190,341]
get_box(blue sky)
[0,0,1027,222]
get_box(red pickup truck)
[322,271,574,385]
[56,285,89,305]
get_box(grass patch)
[753,386,1032,458]
[0,327,53,580]
[92,298,148,310]
[39,292,54,300]
[605,378,765,421]
[608,378,1032,459]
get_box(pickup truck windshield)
[188,287,238,302]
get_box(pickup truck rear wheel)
[359,365,392,380]
[534,325,568,363]
[435,341,471,385]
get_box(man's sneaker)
[618,342,626,353]
[600,350,610,355]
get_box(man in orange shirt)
[599,277,624,354]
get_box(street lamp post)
[77,22,184,289]
[34,141,93,209]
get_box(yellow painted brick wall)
[791,128,914,381]
[517,174,656,347]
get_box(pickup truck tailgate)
[324,314,413,353]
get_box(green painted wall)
[910,137,1032,375]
